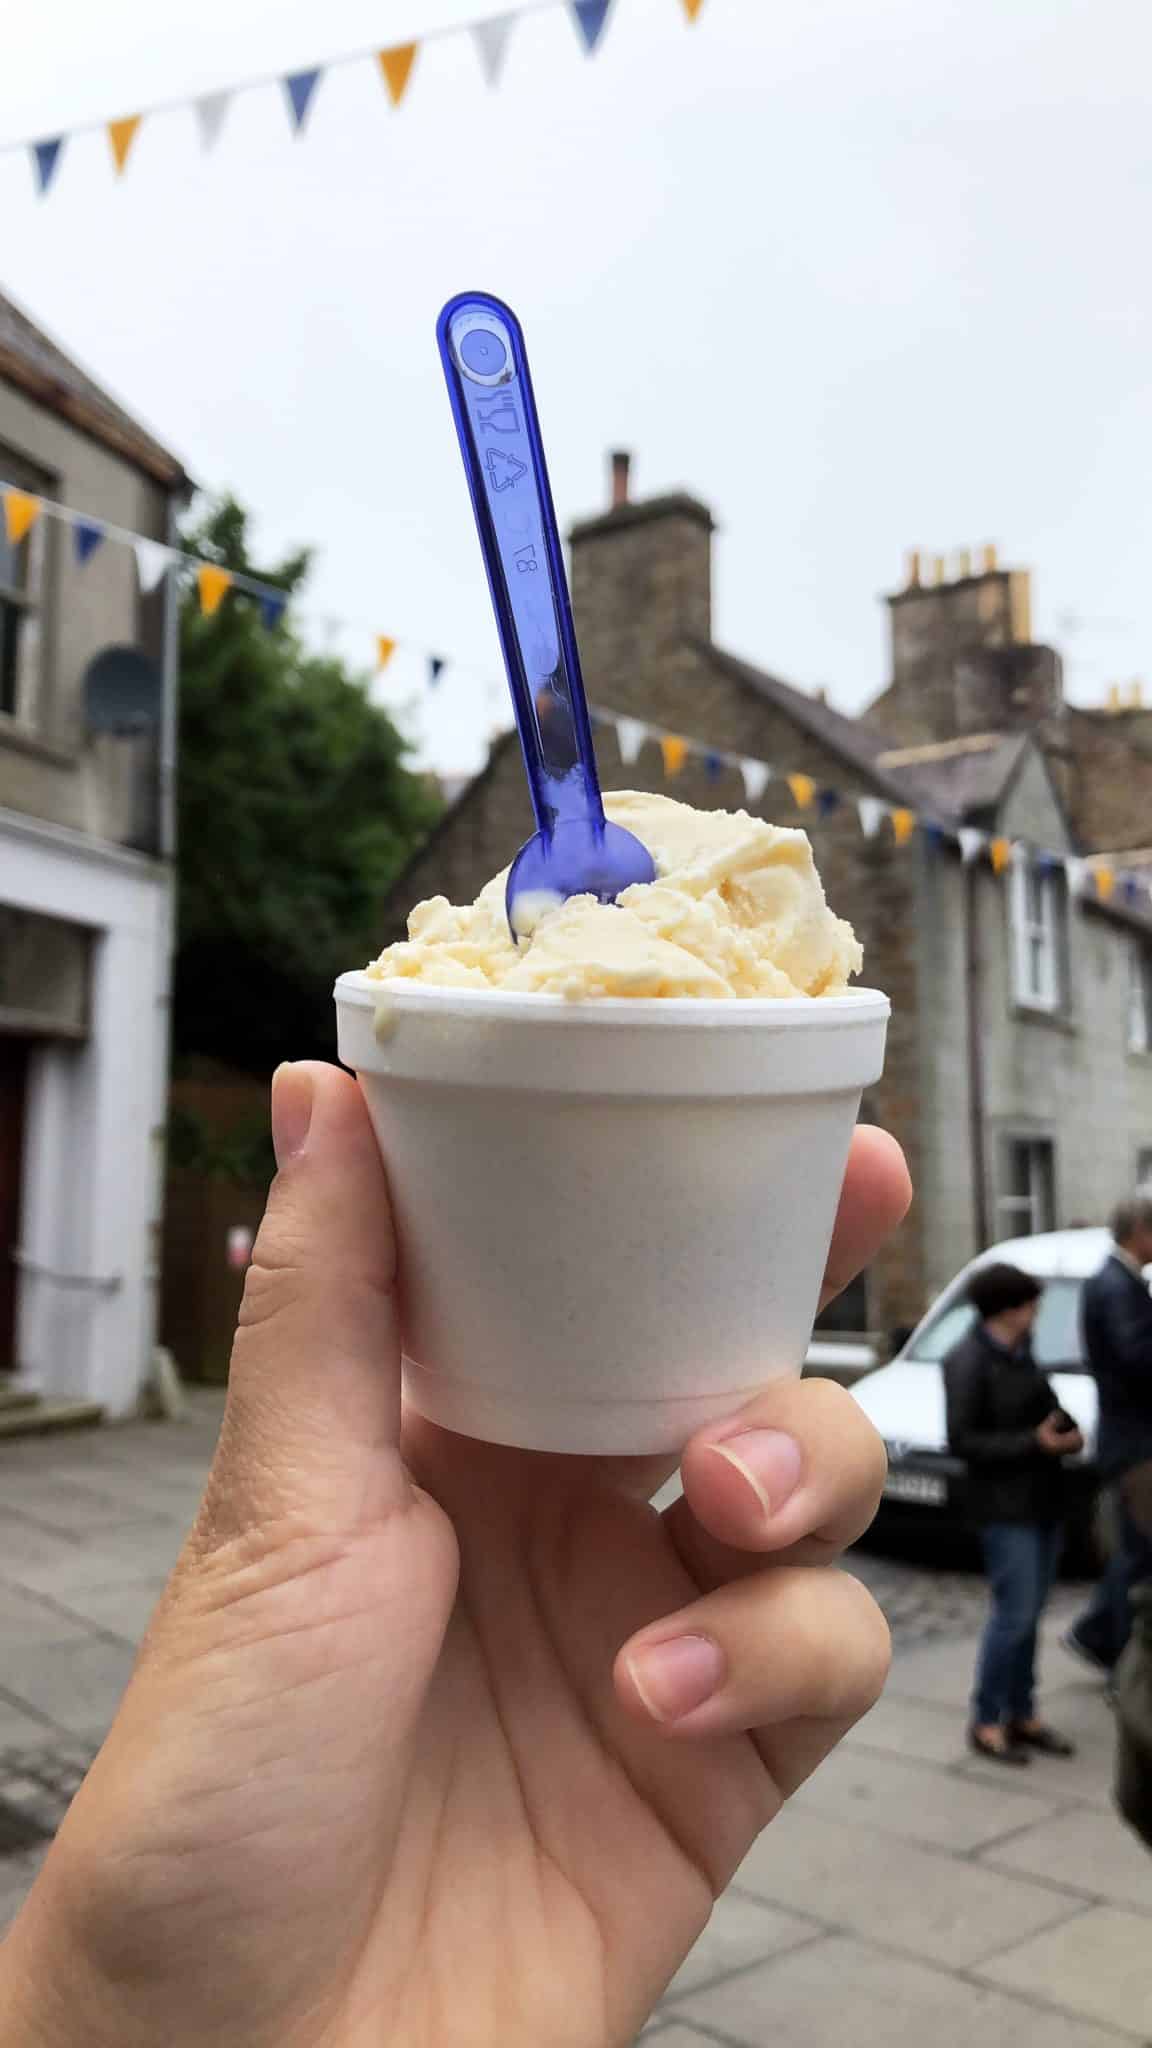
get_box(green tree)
[174,496,438,1072]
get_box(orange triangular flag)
[681,0,706,18]
[2,489,40,545]
[197,564,233,617]
[990,837,1012,874]
[890,807,917,846]
[787,772,815,810]
[376,635,396,671]
[107,116,142,175]
[661,734,688,779]
[377,44,419,107]
[1095,863,1116,902]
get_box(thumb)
[202,1061,410,1540]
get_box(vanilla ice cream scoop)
[368,791,861,999]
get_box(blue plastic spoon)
[437,291,656,936]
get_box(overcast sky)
[2,0,1150,774]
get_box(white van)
[851,1228,1117,1542]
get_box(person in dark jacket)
[1064,1197,1152,1675]
[945,1262,1083,1764]
[1114,1460,1152,1851]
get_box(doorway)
[0,1037,28,1372]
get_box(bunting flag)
[428,654,446,687]
[890,807,917,847]
[1064,855,1088,898]
[2,489,41,545]
[31,138,63,194]
[704,752,724,782]
[857,796,888,839]
[817,787,841,818]
[283,70,322,133]
[378,44,420,107]
[787,772,815,811]
[990,837,1012,875]
[740,758,771,804]
[660,733,687,778]
[959,827,988,865]
[72,518,105,565]
[197,564,233,616]
[375,635,396,671]
[260,592,287,630]
[107,116,141,175]
[472,15,515,87]
[195,92,232,151]
[1095,863,1116,902]
[616,716,647,765]
[133,537,172,592]
[571,0,613,53]
[7,1,706,202]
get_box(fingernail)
[626,1634,726,1723]
[706,1429,803,1524]
[271,1064,314,1167]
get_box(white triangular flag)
[856,795,887,839]
[195,91,232,152]
[739,758,771,804]
[134,538,173,592]
[959,827,988,865]
[1064,855,1088,898]
[472,14,515,87]
[616,717,647,766]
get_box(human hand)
[1036,1413,1084,1456]
[1,1063,910,2048]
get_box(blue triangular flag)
[31,138,64,195]
[283,69,322,133]
[1122,874,1141,905]
[923,821,944,849]
[428,655,446,688]
[72,519,105,564]
[816,787,841,817]
[259,592,287,631]
[571,0,613,53]
[704,753,724,782]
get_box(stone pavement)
[1,1399,1150,2044]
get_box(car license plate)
[883,1469,947,1506]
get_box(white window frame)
[0,446,49,729]
[1009,854,1064,1012]
[997,1136,1056,1239]
[1128,939,1152,1054]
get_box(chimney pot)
[956,547,972,579]
[904,548,922,587]
[932,554,947,585]
[610,449,631,509]
[981,542,999,573]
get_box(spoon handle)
[437,292,605,841]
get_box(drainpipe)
[964,857,990,1248]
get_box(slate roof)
[0,285,188,488]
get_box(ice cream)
[366,790,861,1000]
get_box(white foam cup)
[335,972,889,1455]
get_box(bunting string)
[2,474,1148,916]
[3,0,708,197]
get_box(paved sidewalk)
[1,1401,1149,2043]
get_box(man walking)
[1065,1196,1152,1675]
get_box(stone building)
[380,458,1152,1340]
[0,285,188,1423]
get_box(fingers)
[201,1062,409,1539]
[820,1125,912,1311]
[615,1564,890,1791]
[669,1376,888,1588]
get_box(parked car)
[850,1228,1128,1554]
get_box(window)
[1128,941,1152,1054]
[0,445,49,725]
[907,1275,1083,1371]
[1137,1146,1152,1189]
[997,1137,1055,1238]
[1010,857,1066,1011]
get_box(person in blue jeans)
[945,1263,1083,1764]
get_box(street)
[1,1403,1149,2043]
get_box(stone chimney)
[872,546,1063,745]
[569,452,714,710]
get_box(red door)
[0,1037,28,1373]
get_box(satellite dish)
[84,646,161,736]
